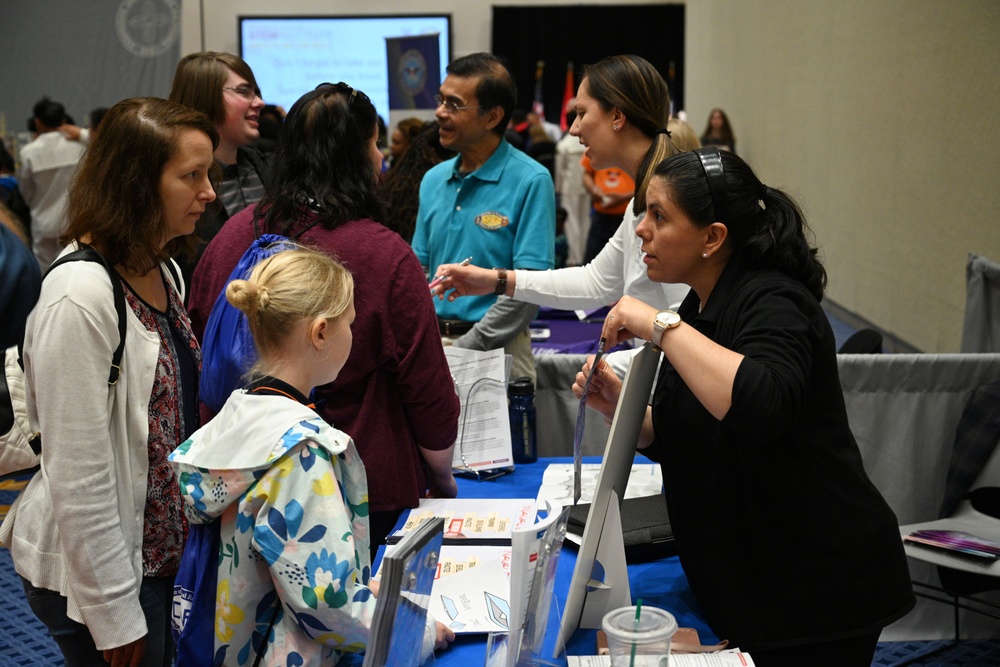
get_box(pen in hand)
[428,256,473,292]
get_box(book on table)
[904,529,1000,560]
[364,517,444,667]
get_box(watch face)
[656,310,681,329]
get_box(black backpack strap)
[38,246,127,385]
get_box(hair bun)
[226,278,264,316]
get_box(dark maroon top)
[189,205,460,512]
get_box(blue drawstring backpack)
[172,520,223,666]
[199,233,302,413]
[173,517,281,666]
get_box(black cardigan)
[648,257,914,651]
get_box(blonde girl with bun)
[169,247,454,665]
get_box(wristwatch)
[652,310,681,345]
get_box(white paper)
[445,347,513,471]
[567,650,755,666]
[536,463,663,508]
[427,546,513,633]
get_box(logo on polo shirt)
[474,212,509,230]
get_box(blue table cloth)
[372,456,716,666]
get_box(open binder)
[364,517,445,667]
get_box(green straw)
[630,599,643,667]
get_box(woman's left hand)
[571,354,622,423]
[602,296,659,349]
[103,637,146,667]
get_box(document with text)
[445,346,513,472]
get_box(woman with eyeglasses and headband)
[576,148,915,666]
[431,54,688,376]
[168,52,270,284]
[187,83,461,579]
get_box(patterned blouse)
[122,269,201,577]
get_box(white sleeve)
[513,215,632,310]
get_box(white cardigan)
[1,255,183,651]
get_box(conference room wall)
[183,0,1000,354]
[685,0,1000,353]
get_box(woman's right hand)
[571,354,622,423]
[430,263,504,300]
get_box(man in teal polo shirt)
[413,52,556,382]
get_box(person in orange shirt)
[582,154,634,263]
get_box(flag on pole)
[560,61,575,132]
[532,60,545,117]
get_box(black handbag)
[567,493,676,563]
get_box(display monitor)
[555,343,662,654]
[239,15,451,118]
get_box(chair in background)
[961,253,1000,353]
[896,380,1000,665]
[838,328,883,354]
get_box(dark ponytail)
[748,185,827,301]
[654,149,827,301]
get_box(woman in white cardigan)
[1,98,217,667]
[432,55,690,374]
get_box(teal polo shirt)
[413,138,556,322]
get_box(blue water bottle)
[508,377,537,464]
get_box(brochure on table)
[567,651,755,666]
[493,501,572,667]
[444,346,513,473]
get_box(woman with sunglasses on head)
[575,147,914,666]
[432,54,688,374]
[168,52,270,283]
[3,97,217,667]
[187,83,461,564]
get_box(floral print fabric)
[171,394,375,666]
[123,272,199,577]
